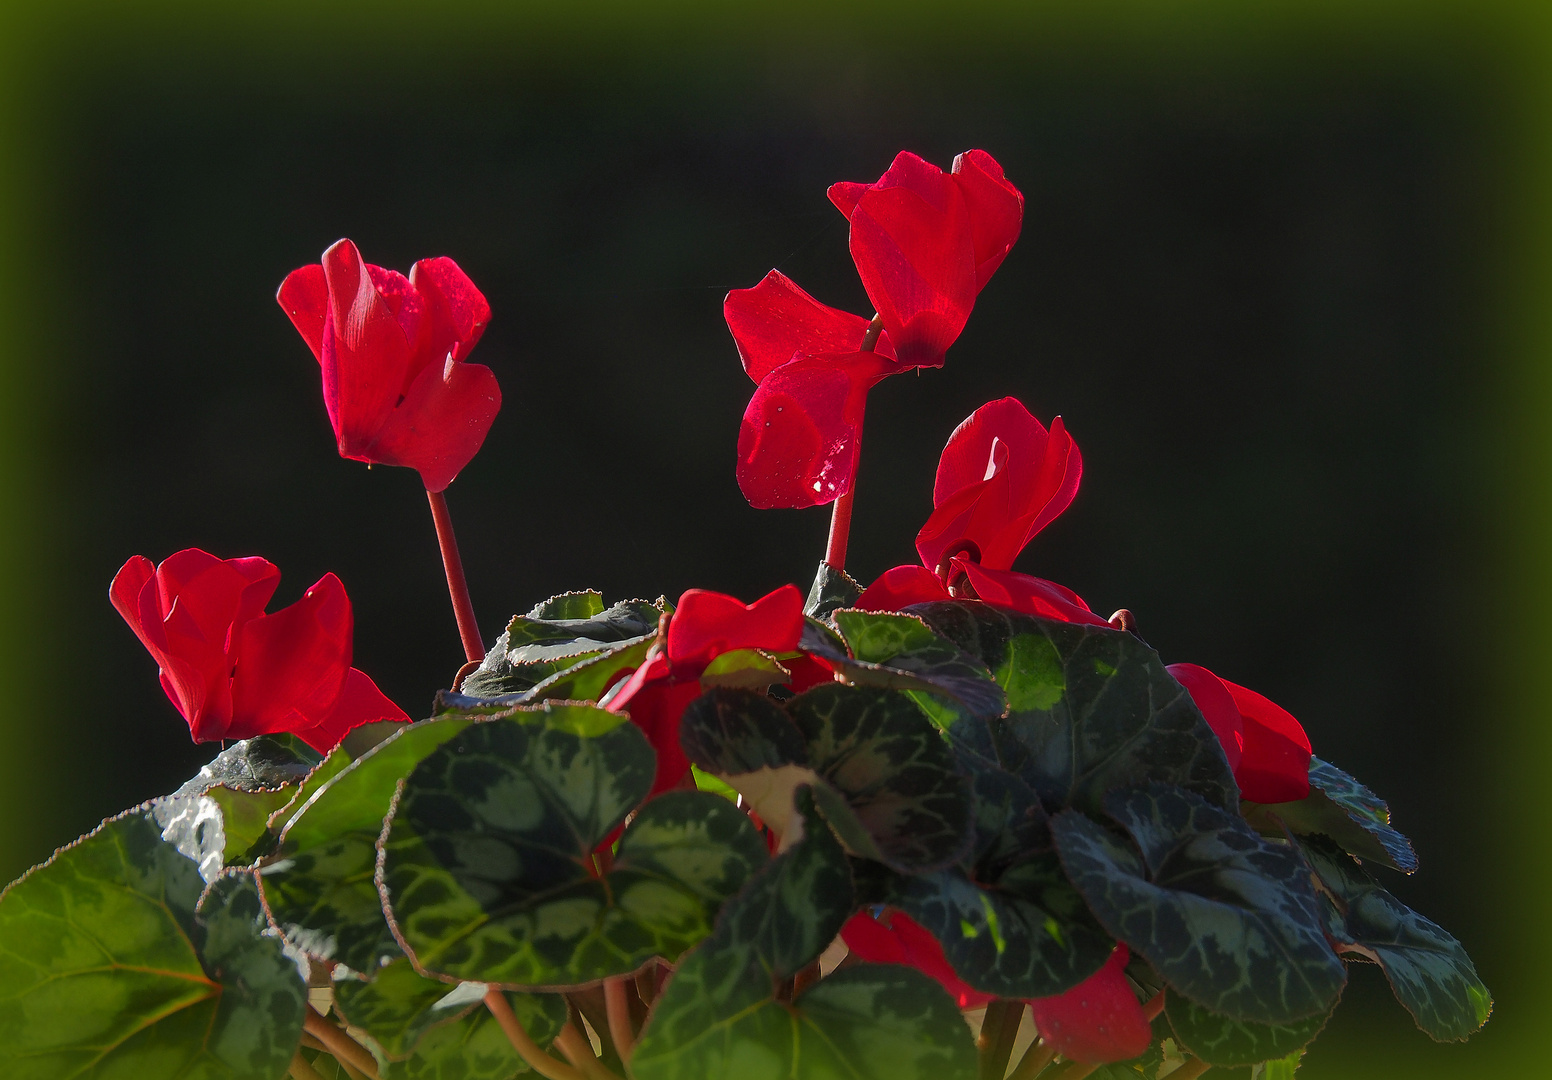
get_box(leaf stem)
[603,975,636,1061]
[1007,1038,1056,1080]
[484,989,589,1080]
[427,488,484,663]
[979,999,1026,1080]
[823,313,884,573]
[555,1020,623,1080]
[1165,1059,1212,1079]
[303,1008,381,1080]
[289,1054,325,1080]
[1142,988,1166,1022]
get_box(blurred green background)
[1,1,1547,1076]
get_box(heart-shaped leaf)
[258,716,480,975]
[814,609,1006,719]
[1052,784,1345,1024]
[0,810,306,1080]
[912,602,1239,814]
[1302,835,1490,1041]
[1165,992,1331,1067]
[380,705,768,987]
[463,596,662,697]
[805,559,863,619]
[633,788,977,1080]
[1245,757,1418,874]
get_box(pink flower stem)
[823,314,884,572]
[426,489,484,663]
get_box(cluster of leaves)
[0,577,1489,1080]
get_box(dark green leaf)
[0,811,306,1080]
[1244,757,1418,874]
[913,602,1239,814]
[1052,784,1345,1024]
[826,609,1007,719]
[174,734,323,798]
[259,716,480,975]
[382,989,567,1080]
[463,597,661,697]
[1302,835,1490,1041]
[530,634,657,704]
[381,706,767,986]
[805,559,863,619]
[209,786,298,866]
[333,952,475,1060]
[1166,993,1330,1067]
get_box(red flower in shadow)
[1167,663,1313,803]
[111,549,408,751]
[1027,945,1152,1064]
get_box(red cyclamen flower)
[856,397,1106,625]
[1026,945,1152,1064]
[111,549,409,752]
[278,239,501,493]
[829,149,1022,368]
[726,271,901,509]
[840,908,994,1010]
[1167,663,1313,803]
[607,584,805,794]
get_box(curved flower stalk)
[110,548,408,751]
[857,396,1106,625]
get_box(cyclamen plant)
[0,150,1490,1080]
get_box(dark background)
[3,9,1527,1077]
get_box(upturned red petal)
[952,150,1024,290]
[1027,946,1151,1064]
[291,667,411,753]
[737,351,897,509]
[279,239,501,491]
[666,585,805,668]
[605,654,699,796]
[724,270,896,384]
[229,573,354,740]
[856,565,952,611]
[918,399,1082,573]
[829,150,1023,367]
[954,562,1110,626]
[1167,663,1245,775]
[841,908,995,1009]
[1220,678,1313,803]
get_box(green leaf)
[0,811,306,1080]
[913,602,1239,814]
[1301,835,1491,1041]
[699,648,791,690]
[258,716,480,975]
[463,596,661,697]
[381,706,768,986]
[530,634,657,704]
[680,686,973,874]
[209,786,299,866]
[1052,784,1346,1024]
[805,560,863,619]
[1244,757,1418,874]
[824,609,1007,719]
[633,790,976,1080]
[332,953,474,1060]
[381,989,568,1080]
[1166,993,1330,1067]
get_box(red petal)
[1166,663,1245,774]
[292,667,411,753]
[723,270,896,384]
[855,565,951,611]
[736,351,896,509]
[411,256,492,365]
[1221,679,1313,803]
[1027,946,1151,1063]
[611,666,700,796]
[955,563,1109,626]
[951,150,1024,290]
[109,556,158,652]
[666,585,804,668]
[827,180,868,218]
[277,263,329,363]
[319,240,421,460]
[844,153,976,368]
[783,654,836,693]
[365,357,502,493]
[841,908,995,1009]
[918,399,1081,572]
[229,572,354,740]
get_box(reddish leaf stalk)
[1166,1060,1212,1080]
[823,313,884,571]
[603,975,636,1061]
[484,989,588,1080]
[427,489,484,663]
[1007,1038,1056,1080]
[289,1054,326,1080]
[302,1009,381,1080]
